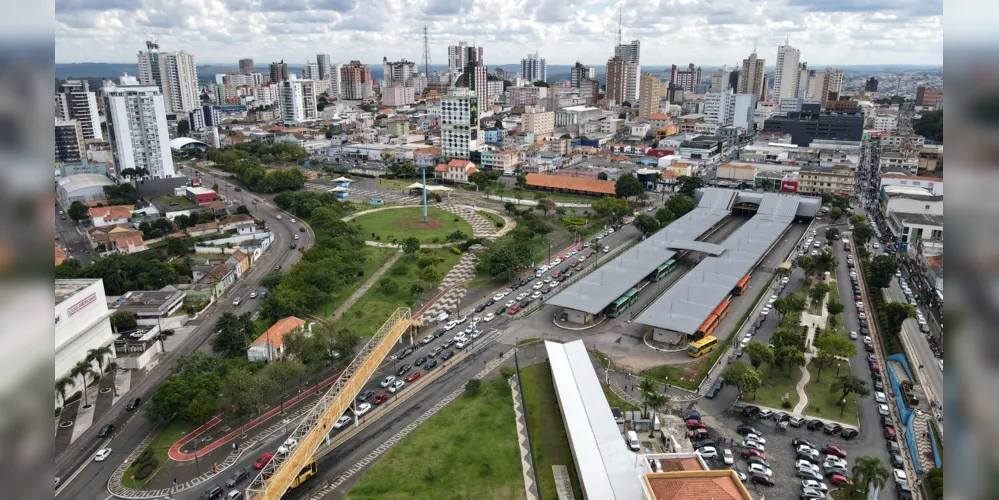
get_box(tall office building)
[738,49,766,100]
[638,73,662,121]
[816,68,844,105]
[606,56,636,105]
[340,61,372,100]
[614,40,641,102]
[317,54,331,80]
[278,79,318,123]
[865,77,879,92]
[448,41,483,85]
[55,119,85,164]
[382,58,419,87]
[703,89,757,130]
[440,89,479,160]
[302,62,320,80]
[269,61,289,83]
[774,40,801,100]
[521,52,547,83]
[709,68,732,93]
[453,46,487,108]
[569,62,596,88]
[239,57,256,75]
[136,40,200,114]
[102,74,175,179]
[56,79,103,140]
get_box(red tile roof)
[525,173,616,195]
[88,205,134,221]
[252,317,307,348]
[447,159,471,168]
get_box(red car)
[405,371,422,382]
[829,474,853,487]
[750,472,775,486]
[870,362,881,373]
[372,392,388,405]
[508,305,521,315]
[253,452,273,469]
[884,426,896,440]
[821,445,847,458]
[686,419,707,430]
[553,271,563,279]
[740,448,766,460]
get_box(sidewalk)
[330,250,402,320]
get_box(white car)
[552,258,562,265]
[539,265,550,273]
[722,448,734,465]
[781,276,790,284]
[380,375,396,387]
[850,331,858,340]
[355,402,372,416]
[578,255,586,262]
[745,433,767,445]
[456,315,468,324]
[483,313,495,322]
[864,336,873,345]
[94,448,112,462]
[492,293,506,302]
[696,446,718,458]
[802,479,828,492]
[893,468,907,483]
[747,463,773,477]
[878,404,890,416]
[549,281,560,289]
[232,297,242,306]
[543,276,552,283]
[533,282,544,290]
[276,215,282,220]
[823,457,848,469]
[531,291,542,299]
[470,329,482,339]
[387,380,406,393]
[505,300,516,308]
[742,440,765,452]
[797,445,819,458]
[516,293,529,301]
[796,460,820,473]
[334,415,352,429]
[875,391,887,403]
[873,242,881,249]
[249,292,257,299]
[444,321,456,331]
[277,437,298,455]
[290,218,297,223]
[436,311,449,322]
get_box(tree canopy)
[914,109,943,143]
[868,255,899,289]
[614,172,645,199]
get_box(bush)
[134,464,155,480]
[464,378,482,396]
[562,217,588,226]
[450,246,462,255]
[781,399,793,409]
[496,222,503,228]
[453,217,460,222]
[391,263,411,275]
[416,254,437,269]
[500,366,515,379]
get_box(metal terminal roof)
[634,192,804,334]
[664,240,727,255]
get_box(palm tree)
[55,376,74,410]
[850,456,889,499]
[644,393,669,437]
[106,360,120,397]
[69,361,97,407]
[86,347,113,383]
[638,376,658,415]
[592,242,605,265]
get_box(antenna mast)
[422,25,433,83]
[617,6,623,46]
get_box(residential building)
[773,40,801,100]
[278,78,318,123]
[614,39,641,102]
[382,58,419,87]
[136,40,199,114]
[522,107,555,136]
[865,77,879,92]
[269,60,289,82]
[317,53,331,80]
[871,111,899,132]
[381,85,416,106]
[102,74,176,179]
[440,90,479,160]
[738,49,766,100]
[521,52,546,82]
[453,46,488,109]
[485,75,505,104]
[340,61,373,100]
[479,150,518,174]
[703,89,757,130]
[448,41,483,85]
[672,63,701,93]
[55,119,85,164]
[638,73,662,121]
[239,57,256,75]
[798,164,855,196]
[606,56,636,105]
[917,145,943,173]
[56,79,103,140]
[55,279,115,408]
[247,317,308,362]
[815,69,844,106]
[328,63,342,98]
[569,62,596,88]
[507,86,548,107]
[434,159,478,183]
[916,87,944,107]
[88,205,134,228]
[878,150,919,175]
[302,61,320,80]
[761,103,864,146]
[709,67,732,92]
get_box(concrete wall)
[562,308,593,325]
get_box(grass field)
[332,248,462,337]
[153,195,195,208]
[345,378,525,500]
[477,210,506,229]
[376,178,421,191]
[351,207,474,244]
[121,419,193,489]
[827,274,845,335]
[314,246,400,318]
[519,363,583,500]
[602,383,640,412]
[743,363,804,411]
[803,360,860,426]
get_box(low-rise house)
[187,222,220,238]
[89,205,135,228]
[434,159,478,184]
[247,317,309,362]
[218,214,256,232]
[108,231,147,254]
[225,250,250,278]
[196,263,236,297]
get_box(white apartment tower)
[102,74,175,179]
[521,53,547,83]
[56,79,103,140]
[703,89,757,130]
[614,40,641,102]
[136,40,200,114]
[448,42,483,85]
[440,90,479,160]
[302,62,320,80]
[382,58,419,87]
[774,40,802,100]
[278,78,318,123]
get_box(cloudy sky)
[56,0,942,67]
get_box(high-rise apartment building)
[440,89,479,160]
[102,74,175,179]
[269,61,289,83]
[614,40,641,102]
[278,78,318,123]
[797,65,814,99]
[521,106,555,136]
[382,58,419,87]
[703,89,757,130]
[569,62,596,88]
[136,40,200,114]
[328,63,341,98]
[738,50,766,100]
[774,40,801,100]
[239,57,256,75]
[302,62,320,80]
[710,68,732,93]
[638,73,662,121]
[55,119,85,164]
[448,42,483,85]
[865,77,879,92]
[816,69,843,106]
[340,61,372,100]
[606,56,636,105]
[673,63,701,93]
[453,46,487,109]
[521,53,547,83]
[317,54,331,80]
[56,79,103,140]
[915,86,944,107]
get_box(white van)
[626,430,640,451]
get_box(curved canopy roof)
[169,137,209,150]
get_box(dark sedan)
[225,468,249,487]
[806,419,825,431]
[357,390,375,402]
[423,359,438,371]
[414,356,427,366]
[396,364,412,376]
[442,350,455,361]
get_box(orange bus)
[712,300,731,321]
[733,275,751,295]
[695,314,720,340]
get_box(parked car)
[696,446,718,459]
[736,424,759,436]
[829,474,853,487]
[357,390,375,402]
[355,402,372,416]
[722,448,734,465]
[801,479,828,492]
[823,422,843,434]
[741,448,767,460]
[126,397,142,411]
[742,405,761,417]
[806,419,825,431]
[750,473,775,486]
[423,359,438,371]
[792,438,815,449]
[822,444,847,458]
[372,392,388,405]
[388,380,406,394]
[757,408,775,419]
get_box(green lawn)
[345,378,525,500]
[121,419,194,489]
[314,246,400,318]
[602,383,640,412]
[477,210,506,229]
[827,276,845,335]
[803,360,860,426]
[332,249,463,337]
[641,363,702,390]
[153,195,195,208]
[742,363,804,411]
[351,207,474,244]
[376,178,421,191]
[519,363,583,500]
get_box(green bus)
[605,288,640,317]
[648,259,677,282]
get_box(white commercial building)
[703,89,757,130]
[440,90,479,160]
[521,52,547,82]
[879,173,943,196]
[773,40,801,100]
[278,78,318,123]
[56,79,103,140]
[102,75,176,179]
[136,40,200,114]
[556,105,603,126]
[871,112,899,132]
[521,107,555,136]
[381,85,416,107]
[55,279,115,408]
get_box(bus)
[711,300,730,321]
[695,314,720,340]
[648,259,678,282]
[605,288,640,318]
[732,274,751,295]
[687,336,718,358]
[289,459,318,489]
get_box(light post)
[836,362,842,377]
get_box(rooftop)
[186,186,217,195]
[642,470,751,500]
[251,317,307,348]
[55,278,101,305]
[112,289,186,313]
[525,173,617,195]
[57,173,115,193]
[894,212,944,227]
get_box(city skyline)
[56,0,942,66]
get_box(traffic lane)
[885,280,943,401]
[56,412,159,499]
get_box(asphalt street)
[57,207,95,266]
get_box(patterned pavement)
[509,376,540,500]
[418,253,479,323]
[436,204,500,238]
[303,182,420,202]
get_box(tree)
[591,242,605,264]
[69,361,97,407]
[654,206,675,226]
[515,174,527,188]
[68,200,89,223]
[831,374,871,415]
[109,311,137,333]
[532,80,550,87]
[745,341,773,371]
[401,237,421,257]
[614,172,644,199]
[882,302,917,339]
[773,297,790,319]
[177,119,190,137]
[786,292,808,315]
[821,192,834,205]
[809,282,830,306]
[165,237,188,257]
[644,392,668,436]
[622,101,632,107]
[55,376,74,408]
[827,301,844,316]
[853,221,873,246]
[638,376,658,415]
[86,346,113,383]
[221,368,264,422]
[536,198,557,217]
[742,369,762,400]
[830,206,843,221]
[774,346,805,375]
[664,194,695,217]
[559,133,572,139]
[851,456,890,500]
[721,361,749,394]
[262,360,305,414]
[869,255,899,289]
[633,213,660,236]
[814,332,857,382]
[211,312,256,358]
[464,378,482,396]
[814,249,838,275]
[591,197,631,223]
[914,109,943,143]
[676,176,704,197]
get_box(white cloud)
[55,0,942,65]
